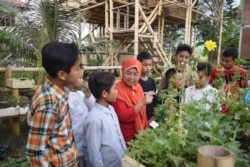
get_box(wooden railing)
[0,66,121,135]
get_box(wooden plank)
[0,66,121,72]
[0,106,29,119]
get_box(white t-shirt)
[66,88,95,156]
[182,85,218,110]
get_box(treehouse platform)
[60,0,199,67]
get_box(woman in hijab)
[111,58,154,144]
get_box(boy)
[26,42,81,166]
[66,75,95,167]
[158,43,196,93]
[208,47,248,114]
[83,72,126,167]
[137,51,158,121]
[164,68,184,105]
[182,62,218,110]
[209,47,248,89]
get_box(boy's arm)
[26,108,55,167]
[84,94,96,110]
[86,118,105,167]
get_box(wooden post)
[4,68,21,136]
[197,145,235,167]
[4,68,12,87]
[11,89,20,136]
[134,0,139,56]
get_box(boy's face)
[64,59,83,87]
[173,73,183,89]
[176,51,191,68]
[141,59,153,76]
[221,56,235,70]
[123,67,140,87]
[195,71,207,89]
[106,82,118,102]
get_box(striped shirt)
[25,77,78,167]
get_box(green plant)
[1,157,29,167]
[127,80,250,167]
[0,94,19,107]
[87,56,104,66]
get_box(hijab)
[116,58,148,132]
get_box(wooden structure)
[239,0,250,59]
[60,0,198,67]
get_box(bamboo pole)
[134,0,139,56]
[184,0,191,44]
[217,0,224,64]
[79,2,105,11]
[109,0,114,65]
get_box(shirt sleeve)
[181,88,188,104]
[208,68,217,85]
[26,107,55,167]
[84,94,96,110]
[111,99,137,123]
[85,118,105,167]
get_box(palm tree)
[0,0,82,67]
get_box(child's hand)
[144,93,154,104]
[83,82,92,98]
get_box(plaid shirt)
[26,77,78,167]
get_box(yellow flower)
[204,40,217,51]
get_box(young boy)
[163,68,184,105]
[137,51,158,121]
[83,72,126,167]
[25,42,81,166]
[66,75,95,167]
[158,43,196,93]
[208,47,248,114]
[182,62,218,110]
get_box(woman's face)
[123,67,140,86]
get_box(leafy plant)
[127,78,250,167]
[0,94,19,107]
[0,157,29,167]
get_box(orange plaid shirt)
[25,77,78,167]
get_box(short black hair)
[88,72,116,99]
[176,44,192,56]
[42,41,79,78]
[137,51,152,62]
[222,47,238,60]
[197,62,212,77]
[164,68,179,89]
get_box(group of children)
[25,41,248,167]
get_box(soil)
[0,116,28,165]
